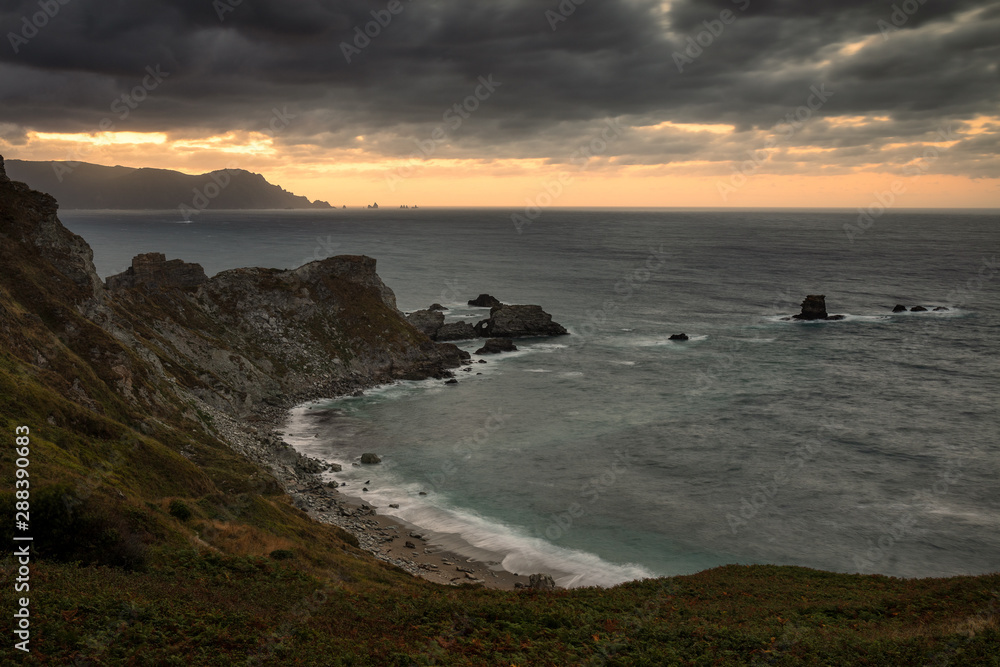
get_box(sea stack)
[792,295,828,320]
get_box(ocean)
[61,207,1000,588]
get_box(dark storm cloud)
[1,0,998,171]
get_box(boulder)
[406,309,444,338]
[360,453,381,464]
[436,321,477,341]
[528,573,556,591]
[468,294,502,308]
[910,306,927,312]
[475,338,518,354]
[445,378,458,385]
[933,306,949,311]
[792,295,828,320]
[892,304,907,313]
[669,333,689,341]
[474,304,568,338]
[428,303,447,311]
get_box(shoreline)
[202,380,547,591]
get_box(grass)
[1,555,997,665]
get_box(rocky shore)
[196,391,536,590]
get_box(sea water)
[62,208,1000,587]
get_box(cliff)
[3,159,332,210]
[0,153,461,563]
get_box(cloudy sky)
[1,0,998,207]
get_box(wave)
[342,478,657,588]
[279,413,657,588]
[620,334,709,347]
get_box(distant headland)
[3,158,333,211]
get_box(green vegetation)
[2,555,997,665]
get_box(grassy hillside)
[1,160,997,665]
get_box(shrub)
[169,499,193,521]
[0,484,148,570]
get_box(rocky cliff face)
[0,156,104,301]
[0,154,462,420]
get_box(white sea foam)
[281,419,657,588]
[621,334,707,347]
[371,493,656,588]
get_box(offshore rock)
[910,306,928,312]
[669,333,689,341]
[468,294,502,308]
[475,338,518,354]
[106,253,208,291]
[792,295,829,320]
[892,304,907,313]
[473,304,568,338]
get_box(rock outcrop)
[0,154,464,420]
[106,253,208,291]
[436,321,477,341]
[406,309,445,338]
[910,306,927,312]
[474,304,568,338]
[791,295,844,321]
[892,304,907,313]
[405,311,477,342]
[792,295,828,320]
[475,338,518,354]
[528,573,556,591]
[0,155,104,299]
[669,333,689,341]
[468,294,502,308]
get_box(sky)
[1,0,998,208]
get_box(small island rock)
[468,294,503,308]
[360,453,381,464]
[669,333,689,341]
[892,304,907,313]
[910,306,928,312]
[792,295,829,320]
[475,338,519,354]
[474,304,568,338]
